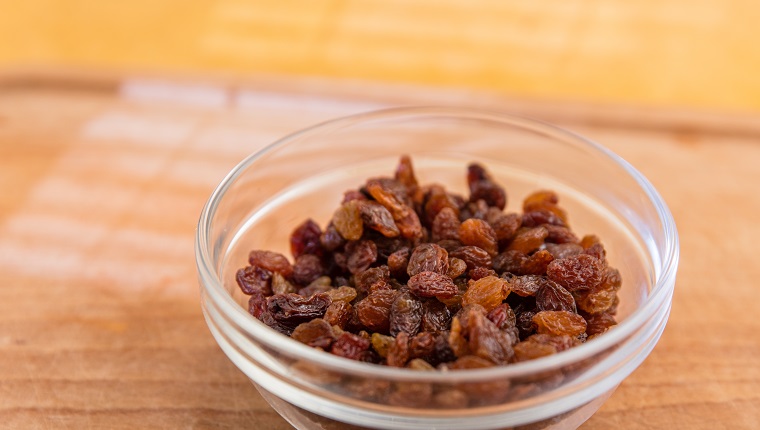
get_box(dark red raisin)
[267,293,332,329]
[236,265,273,295]
[292,254,324,286]
[290,219,324,258]
[248,250,293,278]
[345,240,378,274]
[408,271,458,299]
[331,332,371,360]
[390,291,423,337]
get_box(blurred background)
[1,0,758,112]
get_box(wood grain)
[1,0,759,112]
[0,74,759,429]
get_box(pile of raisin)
[237,156,620,370]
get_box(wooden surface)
[1,73,759,429]
[1,0,760,112]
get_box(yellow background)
[1,0,759,112]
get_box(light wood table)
[1,72,758,429]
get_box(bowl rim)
[195,106,679,382]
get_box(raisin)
[508,275,547,297]
[507,227,548,254]
[387,332,411,367]
[406,358,435,371]
[489,212,522,245]
[342,190,367,203]
[267,293,332,329]
[292,254,324,286]
[421,300,451,332]
[366,179,423,240]
[291,319,335,349]
[532,311,587,337]
[332,201,364,241]
[359,200,400,237]
[446,257,468,278]
[424,190,461,226]
[271,272,297,295]
[518,249,554,275]
[394,154,418,189]
[408,271,458,299]
[458,218,498,256]
[447,354,495,369]
[546,254,604,292]
[430,333,457,365]
[602,267,623,290]
[299,276,332,297]
[325,286,357,303]
[387,247,411,278]
[467,163,506,210]
[390,291,423,336]
[460,199,490,221]
[345,240,378,274]
[536,281,576,312]
[354,266,390,294]
[468,266,497,280]
[527,333,580,352]
[431,207,461,242]
[409,332,436,360]
[319,223,345,252]
[522,210,566,228]
[355,289,398,333]
[523,190,567,223]
[467,311,514,364]
[462,275,509,312]
[324,301,353,329]
[248,250,293,278]
[492,250,527,275]
[574,285,617,314]
[583,312,617,336]
[331,332,371,360]
[486,303,516,330]
[544,243,583,260]
[236,265,272,295]
[450,246,492,270]
[371,333,394,358]
[516,309,537,339]
[407,243,449,276]
[544,224,579,244]
[514,339,557,362]
[290,219,323,258]
[580,234,601,249]
[584,242,607,264]
[247,290,268,319]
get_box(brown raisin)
[458,218,499,256]
[409,332,436,360]
[523,190,567,223]
[298,276,332,297]
[291,319,335,349]
[290,219,323,258]
[332,200,364,241]
[359,200,400,237]
[516,308,537,339]
[574,285,617,314]
[292,254,324,286]
[446,257,468,278]
[370,333,394,358]
[319,222,345,252]
[394,155,418,188]
[324,301,353,329]
[387,247,410,279]
[408,271,458,299]
[331,332,371,360]
[527,333,581,352]
[492,250,527,275]
[236,265,272,295]
[447,354,495,369]
[507,227,548,254]
[486,303,516,330]
[544,243,583,260]
[462,275,509,312]
[355,289,398,333]
[522,209,566,228]
[431,207,461,242]
[387,332,411,367]
[421,300,451,332]
[342,190,367,203]
[518,249,554,275]
[450,246,492,270]
[508,275,547,297]
[467,163,506,210]
[424,190,461,226]
[248,250,293,278]
[345,240,378,274]
[544,224,579,244]
[546,254,604,292]
[460,199,490,221]
[390,291,423,336]
[271,272,297,295]
[325,286,357,303]
[532,311,587,337]
[536,281,576,312]
[407,243,449,276]
[513,339,557,362]
[467,311,514,364]
[583,312,617,336]
[468,266,497,280]
[489,212,522,245]
[267,293,332,329]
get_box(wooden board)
[0,73,759,429]
[1,0,760,112]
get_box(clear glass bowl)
[195,107,679,429]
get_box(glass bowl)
[195,107,679,429]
